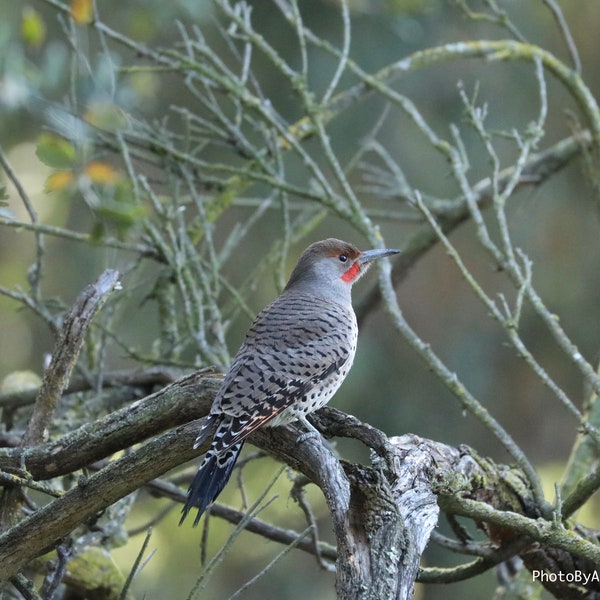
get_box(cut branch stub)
[23,269,121,446]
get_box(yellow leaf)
[21,7,46,47]
[45,171,74,193]
[85,162,120,185]
[70,0,93,25]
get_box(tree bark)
[2,375,600,598]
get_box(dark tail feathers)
[180,442,244,526]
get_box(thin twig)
[119,528,153,600]
[542,0,581,73]
[0,145,44,301]
[228,526,312,599]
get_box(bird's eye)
[338,253,348,263]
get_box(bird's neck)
[284,279,353,309]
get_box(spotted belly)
[266,356,354,427]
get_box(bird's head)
[284,238,399,300]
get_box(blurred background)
[1,1,599,598]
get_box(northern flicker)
[180,238,399,525]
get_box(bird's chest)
[268,330,357,426]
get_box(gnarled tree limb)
[3,369,600,598]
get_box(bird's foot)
[294,416,337,454]
[294,415,322,446]
[296,429,320,444]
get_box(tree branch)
[22,270,121,446]
[0,373,221,479]
[1,371,600,598]
[356,130,593,323]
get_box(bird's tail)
[180,441,244,526]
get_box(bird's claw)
[296,430,320,444]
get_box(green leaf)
[95,200,146,227]
[36,133,76,169]
[84,102,129,133]
[94,180,147,235]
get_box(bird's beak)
[358,247,400,264]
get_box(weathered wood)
[2,379,600,598]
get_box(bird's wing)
[209,293,356,453]
[214,346,348,452]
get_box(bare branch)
[0,373,221,479]
[356,130,593,323]
[22,270,121,446]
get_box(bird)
[180,238,399,525]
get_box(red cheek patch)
[341,262,361,282]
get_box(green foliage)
[36,133,76,169]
